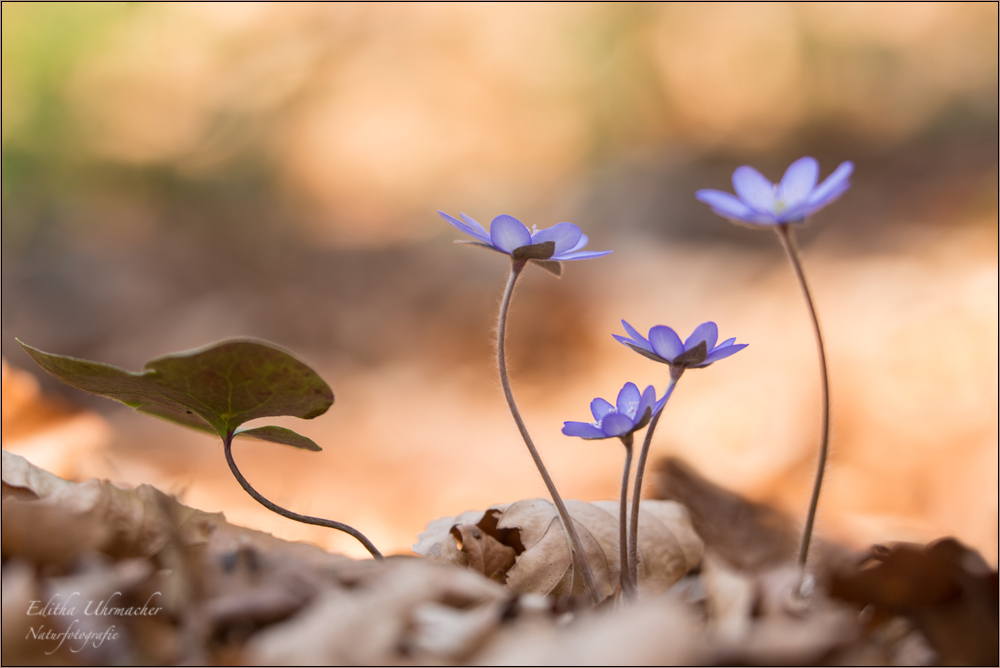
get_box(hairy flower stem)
[223,435,383,559]
[628,373,680,588]
[619,433,636,600]
[775,224,830,571]
[498,261,602,604]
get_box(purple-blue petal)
[732,166,777,214]
[616,382,641,415]
[490,215,531,253]
[805,161,854,210]
[455,240,507,253]
[565,232,589,253]
[459,212,491,239]
[701,342,748,365]
[590,397,615,421]
[684,322,718,352]
[695,189,758,222]
[636,385,657,419]
[727,211,783,226]
[563,421,607,439]
[777,157,819,209]
[611,334,656,355]
[554,249,612,261]
[648,326,683,361]
[714,337,736,350]
[600,412,635,438]
[620,320,651,349]
[439,211,493,244]
[530,222,582,255]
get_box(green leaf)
[16,338,334,441]
[234,425,322,451]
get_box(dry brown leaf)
[3,444,80,500]
[698,553,863,665]
[655,457,800,571]
[2,450,360,665]
[701,553,755,645]
[476,595,708,665]
[414,497,703,600]
[829,538,999,665]
[2,476,180,566]
[245,558,508,665]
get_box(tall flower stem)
[223,435,383,559]
[774,224,830,570]
[498,260,602,604]
[618,433,636,600]
[628,373,680,589]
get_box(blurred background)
[3,3,997,563]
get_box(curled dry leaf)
[2,448,211,567]
[829,538,999,666]
[699,554,862,665]
[246,558,508,665]
[413,498,703,600]
[655,457,800,571]
[478,596,707,665]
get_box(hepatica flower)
[562,382,660,440]
[695,157,853,227]
[695,157,853,575]
[614,320,746,371]
[440,208,612,602]
[438,211,611,264]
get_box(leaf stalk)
[223,434,383,559]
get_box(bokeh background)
[3,3,997,564]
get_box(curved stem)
[498,261,602,604]
[223,435,383,559]
[775,224,830,570]
[628,374,679,589]
[619,433,636,600]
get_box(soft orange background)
[3,3,997,564]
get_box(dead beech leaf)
[829,538,999,666]
[477,595,707,665]
[655,457,799,571]
[1,475,176,565]
[414,498,703,600]
[698,554,863,665]
[3,451,224,567]
[701,553,755,645]
[246,558,507,665]
[2,448,78,500]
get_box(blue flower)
[439,211,611,262]
[614,320,747,369]
[695,157,853,226]
[562,382,661,440]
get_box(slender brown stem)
[223,435,383,559]
[618,433,636,600]
[628,373,679,588]
[498,261,602,604]
[775,224,830,570]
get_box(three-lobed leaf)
[17,338,332,450]
[234,425,322,451]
